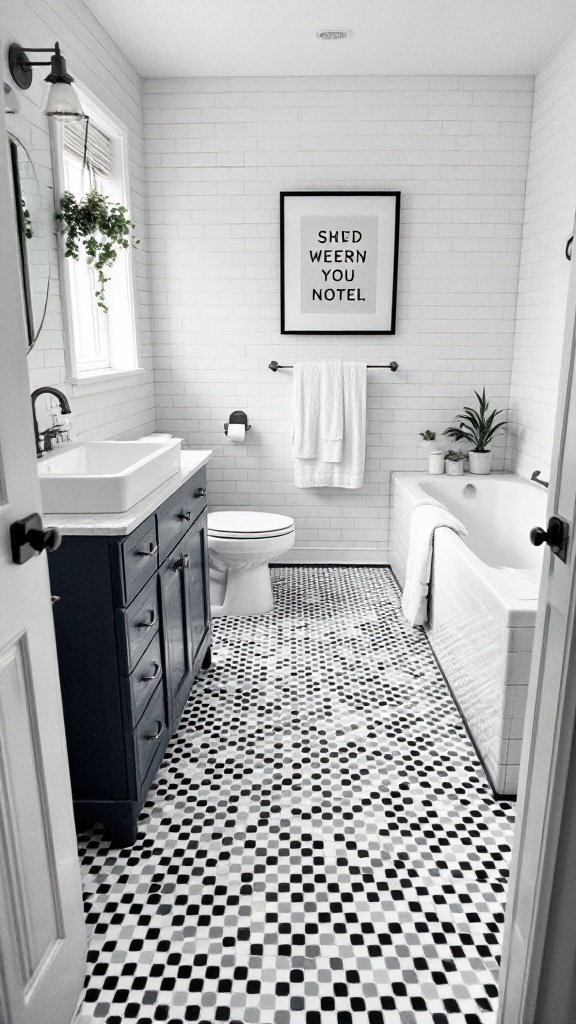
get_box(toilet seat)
[208,511,295,540]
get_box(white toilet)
[207,511,295,617]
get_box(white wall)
[507,31,576,479]
[2,0,156,440]
[144,75,532,559]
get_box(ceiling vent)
[316,28,352,41]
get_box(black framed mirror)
[9,135,50,353]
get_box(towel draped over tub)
[401,502,468,626]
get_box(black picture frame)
[280,190,400,336]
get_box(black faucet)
[531,470,549,489]
[31,387,71,459]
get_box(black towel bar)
[269,360,398,372]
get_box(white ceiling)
[85,0,576,78]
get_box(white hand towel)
[401,503,467,626]
[294,362,367,488]
[293,362,321,460]
[319,360,344,463]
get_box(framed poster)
[280,191,400,335]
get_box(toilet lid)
[208,511,295,539]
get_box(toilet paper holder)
[224,410,251,436]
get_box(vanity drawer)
[127,632,163,727]
[134,684,166,791]
[117,576,159,675]
[157,468,207,562]
[120,516,159,605]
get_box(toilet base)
[210,562,274,617]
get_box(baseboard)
[276,546,390,566]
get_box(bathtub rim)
[392,470,544,628]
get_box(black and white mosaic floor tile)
[74,566,515,1024]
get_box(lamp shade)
[44,80,84,118]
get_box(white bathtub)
[391,472,547,796]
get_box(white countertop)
[44,450,212,536]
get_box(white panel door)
[0,62,86,1024]
[498,217,576,1023]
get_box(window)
[53,91,140,384]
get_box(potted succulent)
[419,429,444,473]
[419,428,436,447]
[444,450,466,476]
[443,388,508,475]
[419,429,437,456]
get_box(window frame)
[51,83,142,391]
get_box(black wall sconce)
[8,41,84,119]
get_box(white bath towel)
[401,503,468,626]
[294,362,367,489]
[293,361,344,463]
[293,362,321,460]
[319,360,344,463]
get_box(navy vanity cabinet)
[126,632,163,727]
[185,511,211,673]
[159,537,192,726]
[49,468,211,848]
[159,509,212,726]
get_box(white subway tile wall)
[4,0,156,441]
[507,31,576,481]
[144,75,533,558]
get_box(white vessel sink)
[38,439,182,513]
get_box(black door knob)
[10,513,62,565]
[27,526,61,553]
[530,515,569,563]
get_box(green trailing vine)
[56,189,139,312]
[21,198,33,239]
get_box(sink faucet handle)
[41,426,65,452]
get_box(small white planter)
[445,459,464,476]
[420,439,437,454]
[468,450,493,475]
[428,450,445,475]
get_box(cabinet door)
[159,539,191,723]
[182,510,211,670]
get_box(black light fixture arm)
[9,41,73,90]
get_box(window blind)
[63,118,113,179]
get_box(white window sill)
[67,368,147,395]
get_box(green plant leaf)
[55,188,137,313]
[444,389,507,452]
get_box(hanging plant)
[56,189,139,312]
[21,198,33,239]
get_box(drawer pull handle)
[140,662,161,683]
[194,487,207,498]
[145,720,164,741]
[177,510,192,522]
[172,553,190,572]
[136,612,157,631]
[136,542,158,557]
